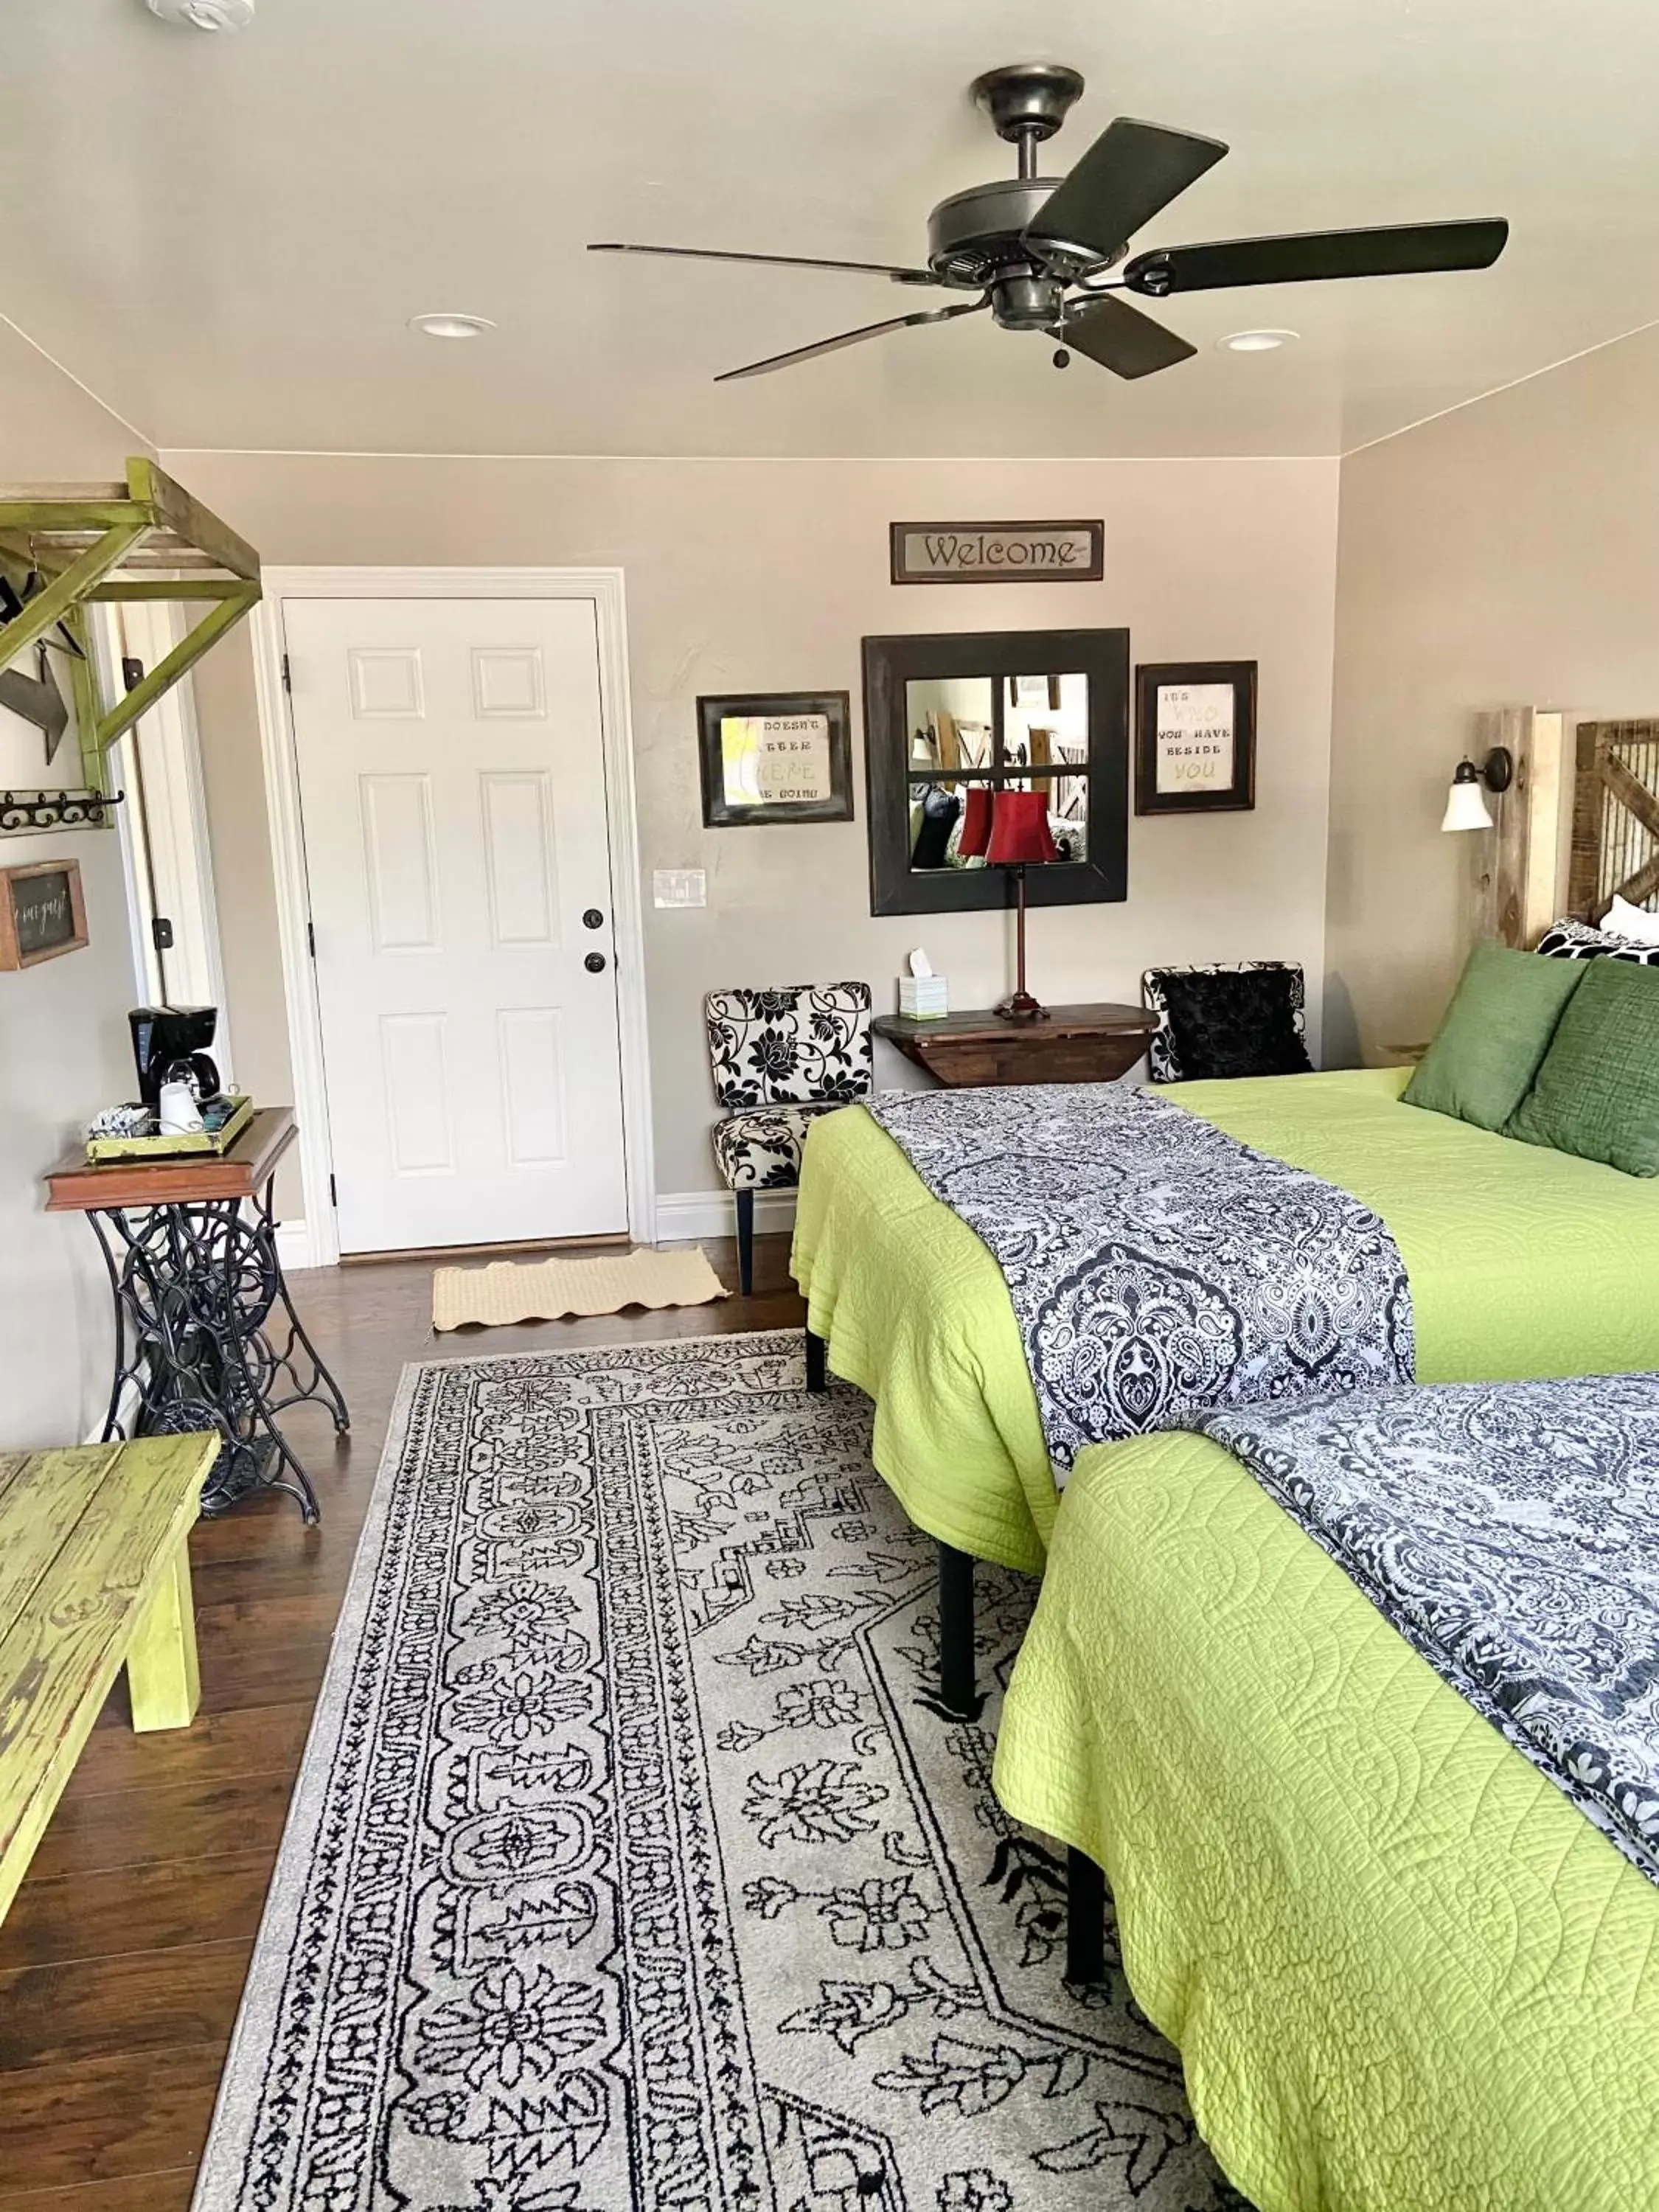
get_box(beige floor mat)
[431,1245,728,1332]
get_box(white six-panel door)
[284,596,628,1253]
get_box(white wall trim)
[100,596,238,1077]
[655,1189,796,1243]
[249,565,655,1267]
[91,605,163,1007]
[86,1372,145,1447]
[274,1217,317,1273]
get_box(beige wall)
[167,451,1340,1205]
[0,323,150,1444]
[1326,321,1659,1064]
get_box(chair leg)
[734,1188,754,1295]
[1065,1846,1107,1983]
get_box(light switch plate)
[653,868,707,909]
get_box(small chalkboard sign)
[0,860,89,971]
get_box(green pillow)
[1404,941,1586,1131]
[1506,956,1659,1175]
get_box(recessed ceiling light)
[146,0,254,28]
[1218,328,1298,353]
[409,313,496,341]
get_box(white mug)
[158,1078,206,1135]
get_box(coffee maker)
[129,1005,222,1110]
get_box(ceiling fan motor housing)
[929,68,1124,324]
[927,177,1062,288]
[927,179,1110,328]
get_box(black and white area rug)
[196,1332,1245,2212]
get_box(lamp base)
[993,989,1050,1024]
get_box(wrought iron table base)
[89,1173,348,1521]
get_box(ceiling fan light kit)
[590,60,1509,384]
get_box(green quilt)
[790,1068,1659,1571]
[991,1427,1659,2211]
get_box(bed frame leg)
[937,1543,978,1717]
[1065,1846,1107,1984]
[804,1326,827,1395]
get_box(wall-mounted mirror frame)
[862,627,1130,917]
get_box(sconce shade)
[958,784,994,858]
[1441,762,1496,834]
[985,788,1060,866]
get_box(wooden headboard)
[1569,720,1659,920]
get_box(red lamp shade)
[957,784,994,858]
[984,787,1059,866]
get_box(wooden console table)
[873,1002,1160,1088]
[45,1108,349,1522]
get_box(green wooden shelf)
[0,458,260,830]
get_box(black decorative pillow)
[1152,966,1313,1082]
[1537,918,1659,967]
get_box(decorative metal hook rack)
[0,786,125,833]
[0,458,261,834]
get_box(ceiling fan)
[589,62,1509,383]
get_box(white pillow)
[1602,893,1659,947]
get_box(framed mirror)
[862,628,1130,915]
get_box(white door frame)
[97,597,238,1077]
[249,566,654,1269]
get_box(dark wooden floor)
[0,1232,804,2208]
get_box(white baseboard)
[86,1373,145,1445]
[271,1203,791,1262]
[653,1189,797,1244]
[274,1217,318,1271]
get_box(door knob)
[584,951,607,973]
[582,908,605,930]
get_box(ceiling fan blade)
[1025,116,1228,261]
[588,241,939,285]
[714,299,986,383]
[1058,294,1196,379]
[1122,217,1509,296]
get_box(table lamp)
[958,784,993,860]
[970,787,1059,1021]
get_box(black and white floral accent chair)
[704,982,874,1293]
[1141,961,1312,1082]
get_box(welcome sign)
[890,519,1105,585]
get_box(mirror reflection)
[905,674,1089,872]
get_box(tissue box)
[899,975,950,1020]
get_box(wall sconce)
[1441,745,1513,833]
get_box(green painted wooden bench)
[0,1433,216,1927]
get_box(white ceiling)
[4,0,1657,458]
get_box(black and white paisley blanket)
[1195,1374,1659,1888]
[866,1082,1413,1473]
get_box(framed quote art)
[1135,661,1257,815]
[697,692,854,827]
